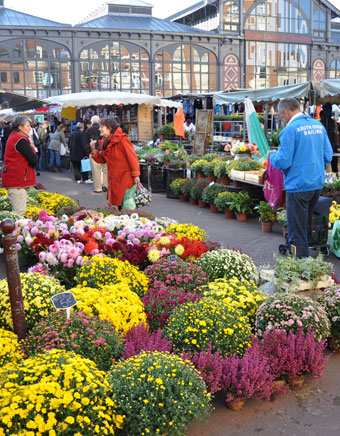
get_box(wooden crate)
[230,170,245,179]
[260,269,334,292]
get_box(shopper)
[90,117,140,207]
[85,115,107,193]
[38,121,50,171]
[2,116,37,216]
[29,123,41,175]
[320,102,339,173]
[68,122,91,184]
[183,118,196,139]
[270,98,333,258]
[48,123,67,172]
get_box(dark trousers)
[39,146,49,171]
[72,160,88,182]
[286,189,322,258]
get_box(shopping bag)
[80,157,91,172]
[135,184,152,207]
[330,220,340,258]
[122,184,137,210]
[60,143,67,156]
[261,154,284,210]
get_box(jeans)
[286,189,322,258]
[49,150,60,168]
[39,145,49,171]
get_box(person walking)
[89,117,140,208]
[2,116,37,215]
[48,123,67,172]
[29,123,41,175]
[270,98,333,258]
[38,121,50,171]
[320,102,339,173]
[68,122,91,184]
[85,115,107,193]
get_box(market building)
[0,0,339,100]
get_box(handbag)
[80,157,92,172]
[33,129,40,147]
[135,184,152,207]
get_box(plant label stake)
[0,219,27,340]
[51,292,77,319]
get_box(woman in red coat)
[90,117,140,207]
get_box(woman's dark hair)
[100,117,120,134]
[11,116,31,132]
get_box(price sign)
[51,292,77,318]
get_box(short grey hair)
[11,116,31,132]
[278,98,300,113]
[91,115,100,124]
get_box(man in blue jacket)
[270,98,333,258]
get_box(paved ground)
[1,169,340,435]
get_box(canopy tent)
[313,79,340,104]
[213,82,310,106]
[0,90,47,111]
[46,91,182,109]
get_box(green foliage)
[170,178,188,196]
[190,179,210,200]
[267,129,281,147]
[254,201,277,222]
[201,183,228,204]
[231,160,263,171]
[180,178,196,197]
[202,161,218,176]
[229,192,254,214]
[214,191,237,211]
[155,123,176,137]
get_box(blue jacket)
[270,113,333,193]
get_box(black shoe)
[102,186,108,192]
[57,167,63,172]
[49,166,56,173]
[37,172,40,176]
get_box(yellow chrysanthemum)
[148,249,161,262]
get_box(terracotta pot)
[233,180,243,188]
[237,212,247,222]
[261,221,273,232]
[198,199,207,208]
[272,379,287,397]
[189,197,198,205]
[225,209,235,219]
[197,172,205,179]
[179,194,187,202]
[210,204,218,213]
[282,226,288,237]
[208,175,216,182]
[226,398,246,412]
[159,134,164,140]
[329,336,340,353]
[221,176,230,185]
[288,375,305,390]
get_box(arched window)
[223,1,239,32]
[330,60,340,79]
[80,41,149,93]
[154,44,217,97]
[313,8,326,39]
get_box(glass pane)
[121,44,130,61]
[13,42,23,58]
[0,47,9,58]
[35,42,48,59]
[80,49,89,60]
[89,49,98,60]
[100,44,110,59]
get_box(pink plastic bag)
[261,155,284,210]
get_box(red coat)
[91,127,140,206]
[2,131,36,188]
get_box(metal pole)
[0,219,26,339]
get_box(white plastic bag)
[135,184,152,207]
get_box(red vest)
[2,131,36,188]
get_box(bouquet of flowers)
[224,140,259,157]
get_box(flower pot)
[197,172,205,179]
[282,226,288,237]
[234,154,252,161]
[225,209,235,219]
[210,204,218,213]
[261,222,273,233]
[189,197,198,205]
[208,175,216,182]
[159,134,165,140]
[198,199,207,208]
[233,180,242,188]
[221,176,230,185]
[329,336,340,353]
[237,212,248,222]
[288,375,305,390]
[179,194,187,202]
[226,398,246,412]
[272,379,287,397]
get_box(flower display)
[165,223,208,241]
[0,349,124,435]
[107,351,211,436]
[142,284,201,330]
[255,293,331,341]
[224,140,259,157]
[329,200,340,224]
[36,191,78,214]
[149,234,209,262]
[196,248,258,284]
[123,323,172,359]
[76,254,149,297]
[319,287,340,337]
[190,159,207,175]
[0,328,23,367]
[0,273,65,331]
[145,258,209,293]
[71,284,147,334]
[202,183,229,205]
[170,178,188,197]
[23,311,122,371]
[201,277,265,323]
[165,298,252,355]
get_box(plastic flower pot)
[225,209,235,219]
[180,194,187,202]
[210,204,218,213]
[226,398,246,412]
[208,175,216,182]
[197,172,205,179]
[221,176,230,185]
[190,197,198,205]
[199,199,207,208]
[288,375,305,390]
[233,180,243,188]
[261,222,273,232]
[237,212,248,222]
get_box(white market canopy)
[46,91,182,109]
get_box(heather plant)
[221,338,274,402]
[142,284,201,330]
[122,323,172,359]
[144,258,209,293]
[319,287,340,337]
[260,328,330,380]
[165,298,252,356]
[0,328,23,367]
[108,351,211,436]
[255,293,331,341]
[196,248,258,284]
[23,311,122,371]
[181,344,224,394]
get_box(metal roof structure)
[0,5,70,27]
[0,90,47,111]
[76,14,211,33]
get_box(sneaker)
[84,179,93,184]
[93,190,102,193]
[76,180,82,184]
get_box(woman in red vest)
[2,116,37,216]
[90,117,140,208]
